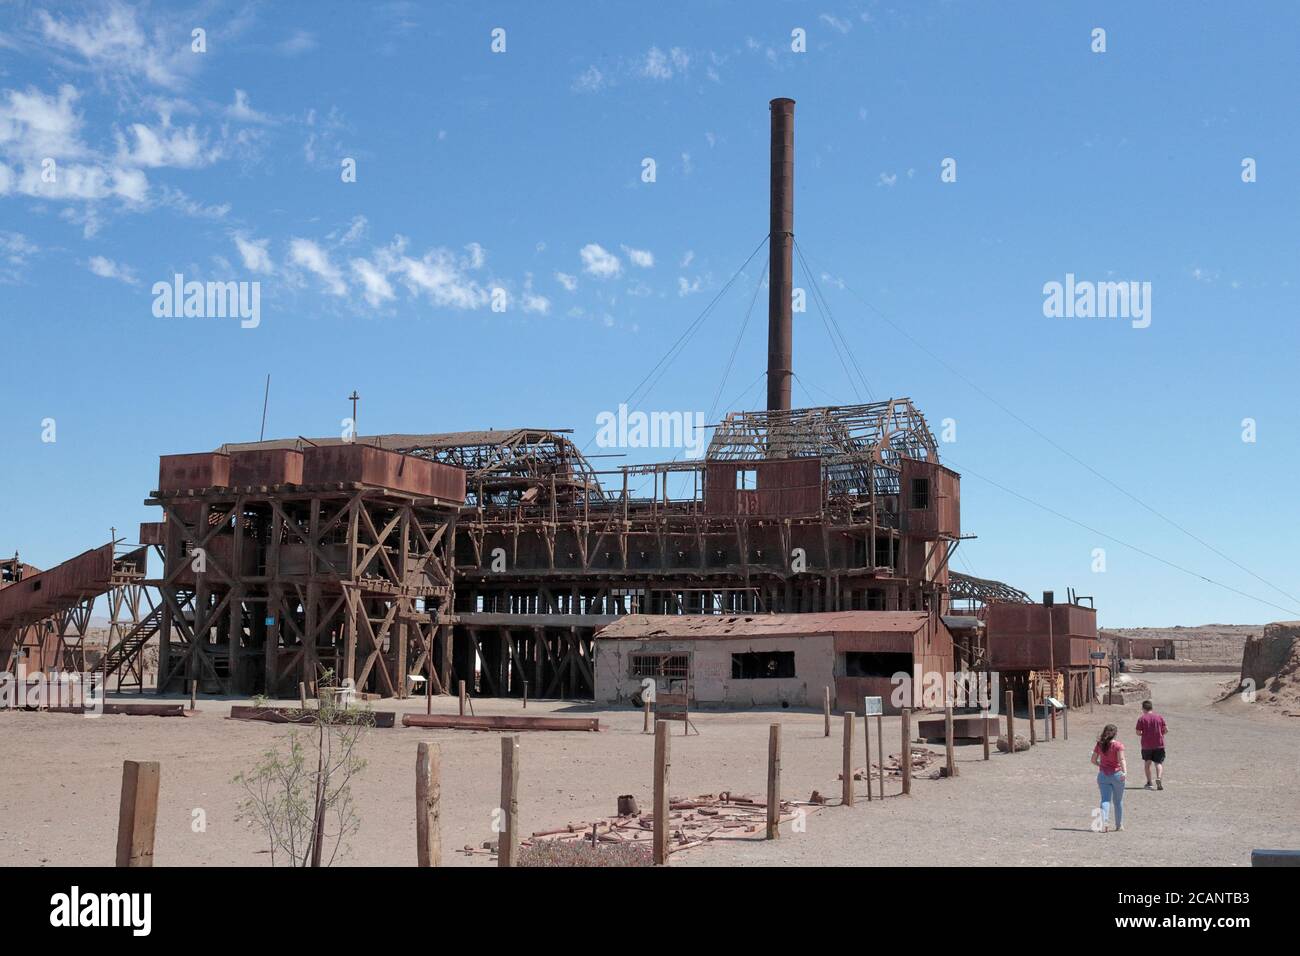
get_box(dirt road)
[0,673,1294,866]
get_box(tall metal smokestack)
[766,97,795,413]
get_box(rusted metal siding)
[900,459,960,538]
[301,444,465,502]
[159,453,231,491]
[139,522,166,545]
[230,449,304,486]
[986,603,1099,669]
[704,457,821,516]
[0,544,115,627]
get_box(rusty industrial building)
[1,98,1102,710]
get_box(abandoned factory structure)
[0,98,1101,712]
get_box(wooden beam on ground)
[401,713,598,732]
[230,705,396,728]
[115,760,160,867]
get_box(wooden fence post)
[900,708,912,795]
[863,713,872,801]
[944,705,957,777]
[823,686,831,737]
[522,680,528,709]
[876,714,884,798]
[189,679,197,711]
[115,760,160,867]
[1029,683,1037,746]
[842,712,855,807]
[299,681,308,709]
[643,698,651,734]
[1005,689,1015,753]
[458,680,466,717]
[766,724,781,840]
[416,742,441,867]
[653,721,671,865]
[982,706,990,760]
[498,736,519,868]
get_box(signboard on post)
[1090,651,1107,659]
[863,695,883,716]
[654,686,698,735]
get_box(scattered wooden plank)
[229,705,396,728]
[400,713,598,732]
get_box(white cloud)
[0,85,89,161]
[350,237,492,311]
[680,250,694,268]
[572,66,604,93]
[877,171,898,187]
[678,276,702,296]
[115,120,216,168]
[233,234,273,274]
[289,238,346,295]
[278,30,317,56]
[642,46,689,80]
[555,271,578,292]
[37,2,195,89]
[621,245,654,269]
[351,257,395,307]
[820,14,852,34]
[227,89,272,124]
[87,254,138,285]
[580,243,622,279]
[520,274,550,315]
[338,215,367,245]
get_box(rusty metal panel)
[704,457,821,516]
[139,522,166,545]
[301,444,464,502]
[159,453,230,491]
[987,603,1099,669]
[230,448,304,486]
[900,459,960,538]
[0,544,115,627]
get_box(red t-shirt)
[1094,740,1125,775]
[1135,712,1167,749]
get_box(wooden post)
[900,708,912,795]
[1051,694,1058,739]
[766,724,781,840]
[1005,689,1016,753]
[299,681,307,709]
[1029,683,1037,746]
[522,679,528,709]
[842,712,855,807]
[863,713,872,801]
[944,705,957,778]
[1062,682,1069,740]
[643,698,651,734]
[115,760,160,867]
[653,721,670,865]
[498,735,519,868]
[416,742,440,867]
[189,679,197,711]
[458,680,466,717]
[876,714,884,798]
[982,706,990,760]
[823,685,831,737]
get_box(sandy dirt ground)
[0,673,1295,867]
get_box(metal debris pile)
[463,791,823,860]
[838,746,939,782]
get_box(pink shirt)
[1094,740,1125,775]
[1136,712,1167,749]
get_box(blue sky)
[1,0,1297,627]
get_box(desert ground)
[1,672,1296,867]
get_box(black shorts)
[1141,748,1166,764]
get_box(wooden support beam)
[900,707,912,795]
[823,685,831,737]
[416,742,440,867]
[766,724,781,840]
[841,712,855,807]
[944,705,957,777]
[653,720,670,865]
[115,760,160,867]
[498,735,519,868]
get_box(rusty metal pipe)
[766,97,795,414]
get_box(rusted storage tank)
[158,453,231,491]
[230,448,304,486]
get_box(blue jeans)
[1097,772,1125,828]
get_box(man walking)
[1135,699,1169,790]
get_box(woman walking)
[1091,724,1128,832]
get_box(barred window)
[629,653,689,680]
